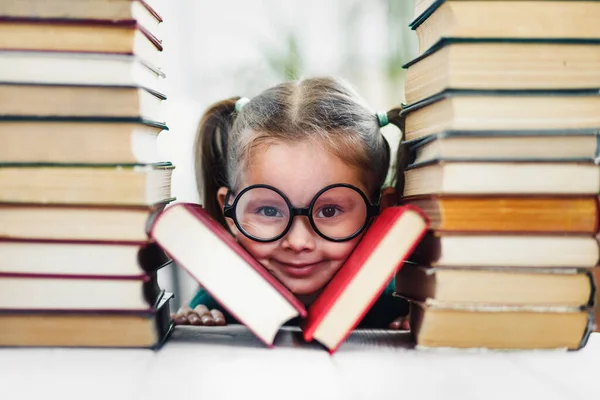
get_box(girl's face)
[218,141,369,297]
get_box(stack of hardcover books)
[0,0,174,348]
[396,0,600,350]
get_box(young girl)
[171,77,409,330]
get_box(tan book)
[0,84,165,122]
[411,1,600,55]
[0,51,164,92]
[403,161,600,197]
[0,203,167,242]
[594,267,600,332]
[410,303,593,350]
[410,233,600,268]
[0,19,162,66]
[408,131,600,165]
[0,0,162,39]
[0,240,170,278]
[0,118,166,164]
[402,196,598,233]
[404,41,600,104]
[401,91,600,142]
[0,163,174,206]
[0,292,173,348]
[396,265,594,307]
[0,272,161,311]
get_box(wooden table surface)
[0,326,596,400]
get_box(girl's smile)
[219,140,369,296]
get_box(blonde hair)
[195,77,400,228]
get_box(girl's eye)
[317,206,341,219]
[257,206,283,217]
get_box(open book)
[150,204,428,351]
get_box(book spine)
[576,309,596,350]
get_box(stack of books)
[0,0,175,348]
[395,0,600,350]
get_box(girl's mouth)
[275,261,321,278]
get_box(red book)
[302,206,429,353]
[149,203,307,347]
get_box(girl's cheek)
[322,238,362,261]
[237,236,276,260]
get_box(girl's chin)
[281,280,327,298]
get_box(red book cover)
[149,203,307,320]
[302,205,429,353]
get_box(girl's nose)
[281,216,316,252]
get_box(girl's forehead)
[242,142,368,204]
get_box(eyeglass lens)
[233,186,367,241]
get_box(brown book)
[402,196,598,233]
[411,1,600,55]
[410,233,600,268]
[0,19,162,66]
[0,163,174,206]
[410,302,594,350]
[0,84,165,122]
[401,91,600,143]
[403,161,600,197]
[0,203,167,242]
[404,41,600,105]
[0,0,162,38]
[0,118,166,164]
[396,264,594,308]
[0,291,174,348]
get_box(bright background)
[154,0,418,308]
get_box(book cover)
[150,203,307,347]
[302,206,429,353]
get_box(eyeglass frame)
[223,183,380,243]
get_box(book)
[408,131,600,165]
[403,161,600,197]
[0,163,174,206]
[396,265,594,308]
[404,40,600,104]
[400,90,600,142]
[150,203,307,347]
[410,233,600,268]
[0,19,162,66]
[0,51,165,93]
[402,196,598,233]
[0,272,162,311]
[0,118,167,164]
[409,303,594,350]
[0,240,171,278]
[0,84,165,122]
[0,0,162,38]
[594,267,600,332]
[0,203,168,242]
[302,206,429,353]
[0,291,174,348]
[410,1,600,55]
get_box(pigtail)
[385,106,410,205]
[194,97,240,229]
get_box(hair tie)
[235,97,250,112]
[376,111,389,128]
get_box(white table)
[1,326,597,400]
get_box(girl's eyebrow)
[314,195,354,205]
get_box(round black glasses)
[223,183,380,243]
